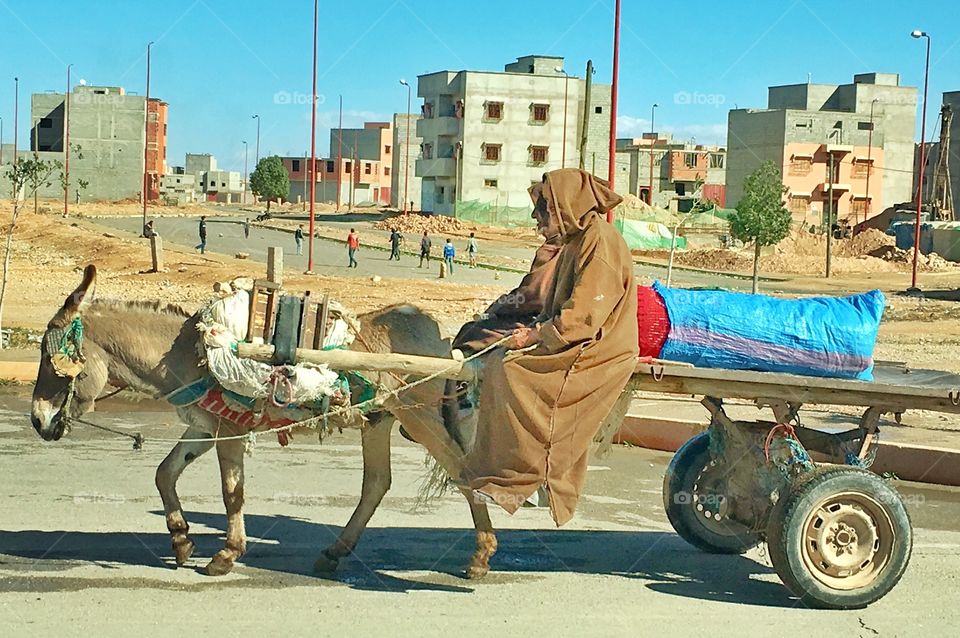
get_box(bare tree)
[1,154,62,347]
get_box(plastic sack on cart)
[652,281,885,380]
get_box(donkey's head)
[31,265,109,441]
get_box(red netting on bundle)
[637,286,670,357]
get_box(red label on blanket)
[197,389,295,446]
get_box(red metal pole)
[606,0,621,223]
[142,42,152,235]
[911,34,931,291]
[336,95,343,212]
[64,64,71,217]
[307,0,318,272]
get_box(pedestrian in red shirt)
[346,228,360,268]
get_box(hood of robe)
[534,169,622,239]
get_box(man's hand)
[510,326,541,349]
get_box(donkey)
[31,265,498,578]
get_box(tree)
[730,160,792,293]
[59,144,89,211]
[249,155,289,212]
[1,154,62,346]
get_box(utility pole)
[648,103,658,206]
[63,64,72,217]
[864,98,879,223]
[607,0,622,223]
[826,152,835,279]
[242,140,248,204]
[910,29,932,292]
[930,104,954,220]
[13,77,19,171]
[400,80,411,212]
[336,95,343,212]
[142,41,154,234]
[307,0,318,273]
[578,59,593,172]
[555,67,570,168]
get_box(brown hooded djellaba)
[462,168,639,526]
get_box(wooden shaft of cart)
[236,343,475,381]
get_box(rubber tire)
[766,466,913,610]
[663,432,760,554]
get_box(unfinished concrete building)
[726,73,917,227]
[29,85,167,201]
[415,55,610,218]
[390,112,422,211]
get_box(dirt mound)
[372,213,467,235]
[836,228,896,258]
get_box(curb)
[614,414,960,488]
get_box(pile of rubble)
[372,213,467,234]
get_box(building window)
[684,152,697,168]
[675,183,686,196]
[384,167,390,176]
[436,185,445,204]
[484,178,498,188]
[709,153,724,169]
[789,157,813,176]
[595,106,603,114]
[531,103,549,123]
[292,159,301,172]
[852,159,871,178]
[483,143,502,162]
[422,102,434,119]
[858,121,874,131]
[385,145,391,154]
[365,163,372,174]
[530,145,548,165]
[326,160,335,172]
[851,197,868,217]
[789,195,811,215]
[345,161,352,173]
[422,143,433,160]
[39,117,54,129]
[221,182,226,188]
[485,101,503,120]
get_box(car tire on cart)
[766,466,912,610]
[663,432,760,554]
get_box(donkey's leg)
[155,426,215,566]
[315,417,393,573]
[382,383,498,578]
[205,437,247,576]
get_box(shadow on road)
[0,511,792,606]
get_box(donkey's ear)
[63,264,97,315]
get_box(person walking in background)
[143,220,158,238]
[195,216,207,254]
[419,231,432,268]
[467,232,479,268]
[347,228,360,268]
[295,224,305,255]
[244,218,250,239]
[443,237,456,275]
[389,228,403,261]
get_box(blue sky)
[2,0,958,173]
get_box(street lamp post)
[400,80,411,212]
[252,114,261,166]
[909,29,931,293]
[648,102,659,206]
[0,117,4,167]
[64,63,72,217]
[864,98,879,224]
[336,95,343,212]
[554,67,570,168]
[13,77,19,171]
[242,140,248,204]
[307,0,318,273]
[607,0,622,223]
[142,42,153,235]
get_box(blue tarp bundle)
[653,282,885,380]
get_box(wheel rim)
[800,491,896,591]
[692,459,739,535]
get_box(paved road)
[98,214,766,293]
[2,390,958,635]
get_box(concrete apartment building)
[183,153,243,203]
[616,133,726,210]
[283,156,384,207]
[329,121,392,205]
[391,112,422,211]
[28,85,168,201]
[415,55,610,216]
[726,73,917,227]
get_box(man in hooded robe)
[461,168,639,526]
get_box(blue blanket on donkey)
[652,282,885,380]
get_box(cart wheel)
[766,466,912,609]
[663,432,759,554]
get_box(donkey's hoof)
[173,538,195,566]
[465,562,490,580]
[313,550,340,574]
[204,551,236,576]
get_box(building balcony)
[820,181,851,193]
[416,157,457,178]
[822,143,853,155]
[417,116,461,138]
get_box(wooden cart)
[239,338,959,609]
